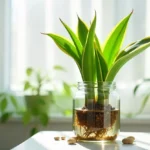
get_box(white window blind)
[10,0,149,92]
[1,0,150,116]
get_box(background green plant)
[24,65,67,95]
[0,92,18,123]
[133,78,150,115]
[122,79,150,118]
[22,66,74,136]
[0,65,74,136]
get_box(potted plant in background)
[123,78,150,118]
[0,92,18,123]
[133,78,150,116]
[23,65,70,136]
[23,67,52,116]
[44,11,150,141]
[23,67,52,136]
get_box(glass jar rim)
[77,81,116,89]
[78,81,116,84]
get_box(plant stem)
[97,83,108,106]
[37,82,42,96]
[85,84,95,109]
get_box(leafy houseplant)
[132,78,150,117]
[121,79,150,118]
[0,92,18,123]
[23,67,53,115]
[44,11,150,141]
[23,67,52,136]
[23,66,72,136]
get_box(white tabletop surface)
[12,131,150,150]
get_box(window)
[1,0,150,118]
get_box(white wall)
[0,0,5,90]
[0,0,11,91]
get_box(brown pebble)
[71,136,77,140]
[122,138,134,144]
[54,137,60,141]
[127,136,135,141]
[61,136,66,140]
[67,138,76,144]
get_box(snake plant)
[43,11,150,106]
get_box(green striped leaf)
[82,14,96,81]
[60,19,83,57]
[103,11,133,69]
[95,50,108,81]
[46,34,79,60]
[95,50,103,82]
[45,33,82,76]
[95,50,104,104]
[77,16,88,46]
[77,16,102,52]
[116,37,150,60]
[95,35,102,52]
[105,42,150,81]
[115,42,136,60]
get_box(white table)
[12,131,150,150]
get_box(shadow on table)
[78,141,119,150]
[78,141,147,150]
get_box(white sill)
[121,118,150,125]
[8,116,150,125]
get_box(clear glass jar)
[73,82,120,141]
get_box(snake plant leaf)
[77,16,88,46]
[103,11,133,69]
[60,19,83,57]
[77,16,104,81]
[95,35,102,52]
[95,50,105,104]
[117,37,150,60]
[105,42,150,81]
[45,34,79,59]
[95,49,108,81]
[45,33,80,63]
[45,33,83,77]
[116,42,136,60]
[77,17,102,52]
[95,50,103,82]
[82,14,96,81]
